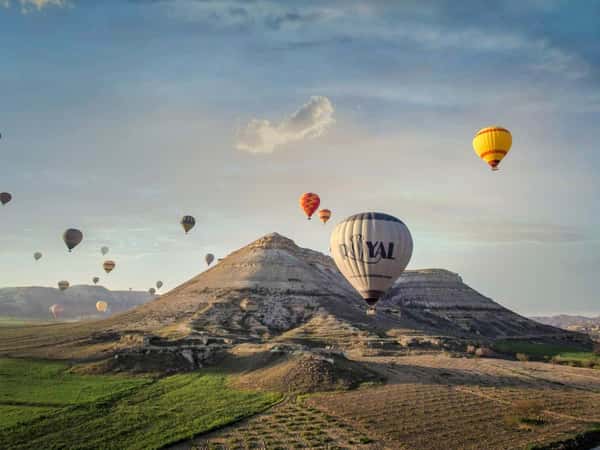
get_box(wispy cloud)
[236,96,335,153]
[2,0,68,13]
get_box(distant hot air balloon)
[156,280,163,290]
[472,126,512,171]
[58,280,70,291]
[330,212,413,315]
[96,301,108,313]
[49,304,64,319]
[93,277,100,285]
[318,209,332,224]
[101,246,109,256]
[180,215,196,234]
[205,253,215,266]
[103,260,115,274]
[63,228,83,252]
[148,287,156,295]
[1,192,12,206]
[33,252,42,261]
[299,193,320,220]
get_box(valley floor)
[179,354,600,450]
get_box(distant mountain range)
[530,315,600,342]
[531,314,600,330]
[0,285,154,320]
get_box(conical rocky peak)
[248,232,298,251]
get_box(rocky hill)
[0,285,153,319]
[0,233,584,366]
[380,269,561,338]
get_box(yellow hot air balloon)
[96,301,108,313]
[472,126,512,171]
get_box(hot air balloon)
[33,252,42,261]
[472,126,512,171]
[1,192,12,205]
[101,246,109,256]
[93,277,100,285]
[299,193,320,220]
[63,228,83,252]
[148,287,156,295]
[49,304,64,319]
[58,280,70,291]
[330,212,413,315]
[318,209,332,224]
[103,260,116,274]
[156,280,163,290]
[180,215,196,234]
[205,253,215,266]
[96,301,108,313]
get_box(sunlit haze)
[1,0,599,316]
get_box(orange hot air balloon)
[103,260,116,274]
[96,301,108,313]
[299,193,320,220]
[318,209,331,224]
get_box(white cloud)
[236,96,335,153]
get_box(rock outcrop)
[379,269,570,339]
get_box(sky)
[0,0,599,316]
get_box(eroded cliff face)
[380,269,568,339]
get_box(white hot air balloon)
[330,212,413,315]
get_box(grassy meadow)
[0,358,281,450]
[492,340,600,368]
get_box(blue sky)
[1,0,599,315]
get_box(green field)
[492,340,600,367]
[0,316,48,327]
[0,358,281,450]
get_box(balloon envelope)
[330,212,413,309]
[96,301,108,313]
[299,193,320,220]
[57,280,70,291]
[49,304,64,319]
[0,192,12,205]
[148,287,156,295]
[33,252,42,261]
[93,277,100,285]
[473,126,512,171]
[63,228,83,252]
[180,215,196,233]
[103,260,116,274]
[318,209,332,224]
[205,253,215,266]
[156,280,163,289]
[101,246,109,256]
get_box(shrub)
[475,347,495,358]
[513,400,545,425]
